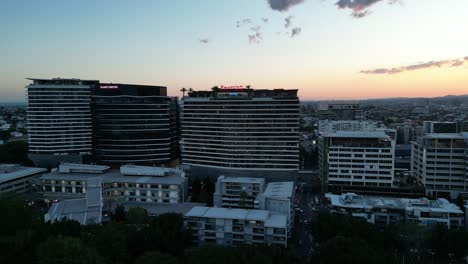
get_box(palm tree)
[188,88,193,93]
[180,87,187,97]
[246,85,251,89]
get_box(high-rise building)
[27,78,98,167]
[92,83,179,166]
[318,120,378,134]
[411,133,468,199]
[319,131,396,194]
[26,78,179,168]
[180,87,300,179]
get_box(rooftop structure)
[45,178,102,225]
[59,163,110,174]
[120,165,184,177]
[184,206,288,247]
[0,164,46,194]
[326,193,464,229]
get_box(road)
[293,179,324,260]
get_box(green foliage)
[0,140,30,164]
[111,205,127,222]
[134,251,179,264]
[127,206,148,225]
[37,236,101,264]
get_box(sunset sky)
[1,0,467,101]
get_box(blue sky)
[1,0,468,101]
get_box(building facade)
[40,164,188,203]
[318,120,378,134]
[326,193,464,229]
[93,83,179,166]
[181,87,300,179]
[184,206,288,247]
[0,164,46,194]
[411,133,468,199]
[319,131,396,194]
[26,78,98,167]
[213,176,265,209]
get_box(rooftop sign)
[220,85,246,89]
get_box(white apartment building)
[256,182,295,230]
[326,193,464,229]
[184,206,288,247]
[411,133,468,199]
[40,163,188,203]
[181,88,299,179]
[0,164,46,194]
[318,120,378,134]
[26,78,97,167]
[213,176,266,209]
[319,131,396,193]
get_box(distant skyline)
[2,0,467,102]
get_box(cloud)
[248,26,263,44]
[285,16,293,28]
[267,0,305,11]
[361,56,468,74]
[248,32,263,44]
[236,18,252,28]
[291,27,302,37]
[262,17,269,23]
[336,0,396,18]
[199,38,209,44]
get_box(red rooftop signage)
[220,85,245,89]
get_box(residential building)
[26,78,98,167]
[423,121,458,134]
[256,181,295,230]
[326,192,464,229]
[0,164,46,194]
[92,83,179,166]
[213,176,266,209]
[181,87,300,180]
[317,101,362,120]
[184,206,288,247]
[318,120,377,134]
[319,131,396,194]
[40,163,188,203]
[45,177,102,225]
[411,133,468,199]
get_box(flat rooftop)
[217,175,265,184]
[0,164,46,184]
[185,206,287,228]
[323,131,389,139]
[326,193,463,214]
[263,182,294,199]
[422,133,468,140]
[41,169,186,185]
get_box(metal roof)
[0,164,46,184]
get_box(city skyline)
[2,0,468,102]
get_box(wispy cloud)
[336,0,397,18]
[285,16,294,28]
[236,18,252,28]
[199,38,209,44]
[291,27,302,37]
[361,56,468,74]
[267,0,305,12]
[262,17,269,23]
[248,26,263,44]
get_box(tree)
[111,204,127,222]
[127,206,148,225]
[36,236,101,264]
[94,223,128,264]
[134,251,179,264]
[0,141,29,163]
[180,88,187,97]
[455,194,464,211]
[238,191,249,208]
[320,236,381,264]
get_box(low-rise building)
[326,193,464,229]
[0,164,46,194]
[256,182,295,230]
[184,206,288,247]
[40,163,188,203]
[213,176,265,209]
[45,178,102,225]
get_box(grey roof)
[323,131,389,139]
[185,206,288,228]
[263,182,294,199]
[0,164,46,184]
[113,202,205,216]
[40,169,187,185]
[326,193,463,214]
[423,133,468,140]
[217,175,265,184]
[47,198,101,225]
